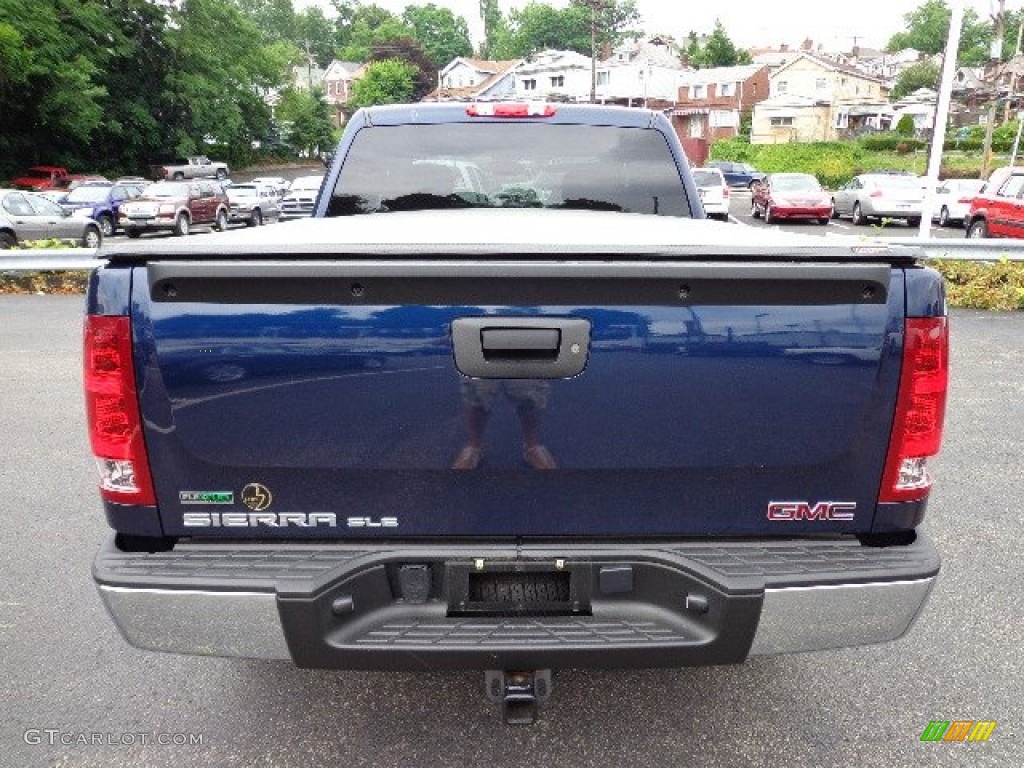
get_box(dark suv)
[118,180,229,237]
[704,161,767,189]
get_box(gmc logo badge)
[767,501,856,521]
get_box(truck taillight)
[84,315,155,506]
[879,317,948,503]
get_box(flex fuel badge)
[241,483,273,511]
[179,491,234,505]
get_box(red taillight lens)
[869,190,884,198]
[879,317,949,503]
[722,187,730,197]
[84,315,155,505]
[466,102,557,118]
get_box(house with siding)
[751,52,891,143]
[430,58,522,101]
[595,37,688,107]
[510,49,593,101]
[322,60,365,125]
[669,65,769,165]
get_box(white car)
[250,176,290,198]
[279,175,324,220]
[692,167,730,221]
[932,178,986,227]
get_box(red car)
[965,170,1024,238]
[10,165,69,191]
[751,173,832,225]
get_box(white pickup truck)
[150,155,229,181]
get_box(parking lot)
[0,297,1020,767]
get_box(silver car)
[0,188,103,249]
[831,173,926,226]
[226,184,280,227]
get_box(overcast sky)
[301,0,1003,52]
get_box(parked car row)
[0,172,325,248]
[696,162,1012,235]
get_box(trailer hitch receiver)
[485,669,552,725]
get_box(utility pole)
[919,0,966,237]
[981,0,1006,179]
[578,0,609,102]
[1003,19,1023,122]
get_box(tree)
[275,87,336,157]
[493,1,639,59]
[233,0,295,44]
[90,0,178,174]
[478,0,505,59]
[294,7,337,69]
[895,114,916,135]
[163,0,285,166]
[348,59,418,108]
[498,3,588,57]
[885,0,989,66]
[0,0,110,167]
[336,5,412,62]
[402,4,473,69]
[686,21,751,69]
[891,61,941,101]
[571,0,641,51]
[370,37,437,100]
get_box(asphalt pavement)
[0,297,1020,767]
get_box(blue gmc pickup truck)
[87,103,947,724]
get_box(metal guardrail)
[0,249,102,271]
[1,239,1023,272]
[875,237,1024,262]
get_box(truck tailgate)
[130,257,903,539]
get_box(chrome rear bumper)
[95,534,939,666]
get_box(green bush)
[710,140,862,188]
[943,137,983,151]
[895,115,916,136]
[0,271,91,295]
[931,259,1024,310]
[16,238,81,249]
[859,134,926,152]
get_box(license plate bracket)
[446,561,591,616]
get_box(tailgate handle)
[452,317,591,379]
[481,328,561,358]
